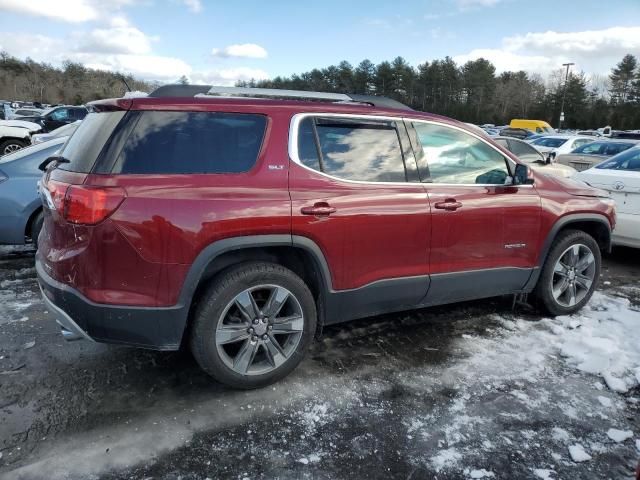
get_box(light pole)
[558,62,574,130]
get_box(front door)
[288,114,432,323]
[406,120,541,304]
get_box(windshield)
[531,137,567,148]
[595,148,640,171]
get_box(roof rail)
[148,84,412,110]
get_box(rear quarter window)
[58,111,125,172]
[112,111,267,174]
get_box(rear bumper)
[36,257,187,350]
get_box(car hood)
[541,172,610,198]
[0,119,42,132]
[529,162,576,178]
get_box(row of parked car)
[0,103,87,155]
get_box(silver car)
[556,140,638,171]
[0,137,67,245]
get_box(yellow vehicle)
[509,119,555,134]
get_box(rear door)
[289,114,431,320]
[406,120,541,304]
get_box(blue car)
[0,137,67,246]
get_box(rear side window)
[58,111,125,172]
[114,112,266,174]
[604,143,634,156]
[296,116,407,182]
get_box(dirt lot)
[0,246,639,480]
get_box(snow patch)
[464,468,495,478]
[430,448,462,472]
[532,468,555,479]
[568,444,591,462]
[606,428,633,443]
[596,396,613,408]
[551,427,570,442]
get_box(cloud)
[211,43,268,59]
[181,0,202,12]
[452,26,640,76]
[191,67,270,86]
[0,0,99,22]
[83,54,192,80]
[503,26,640,59]
[75,19,157,55]
[0,31,269,85]
[455,0,501,10]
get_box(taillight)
[47,180,68,211]
[45,181,125,225]
[65,186,125,225]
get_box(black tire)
[533,229,601,316]
[0,138,26,156]
[30,211,44,248]
[190,262,317,389]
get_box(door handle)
[301,202,337,216]
[434,199,462,211]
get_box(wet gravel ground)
[0,246,639,480]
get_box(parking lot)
[0,245,638,480]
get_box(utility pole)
[558,62,574,130]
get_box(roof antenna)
[119,74,132,92]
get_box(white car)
[574,147,640,248]
[0,120,43,156]
[529,135,595,158]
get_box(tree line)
[0,52,153,106]
[238,54,640,130]
[1,50,639,130]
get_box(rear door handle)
[434,199,462,211]
[301,202,337,216]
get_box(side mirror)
[514,164,534,185]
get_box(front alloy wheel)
[534,229,601,316]
[551,244,596,307]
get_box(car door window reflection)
[412,123,510,184]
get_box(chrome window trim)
[288,112,534,188]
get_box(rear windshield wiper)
[38,155,70,172]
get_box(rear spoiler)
[86,98,133,112]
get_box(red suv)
[36,86,615,388]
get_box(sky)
[0,0,639,86]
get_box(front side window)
[297,116,407,182]
[114,111,266,174]
[572,139,592,149]
[508,139,544,163]
[49,108,70,121]
[573,142,605,155]
[412,122,511,184]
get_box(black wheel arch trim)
[522,213,612,292]
[177,234,335,308]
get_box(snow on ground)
[1,243,639,479]
[607,428,634,443]
[568,444,592,462]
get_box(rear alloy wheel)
[190,262,316,389]
[0,139,26,156]
[534,229,601,316]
